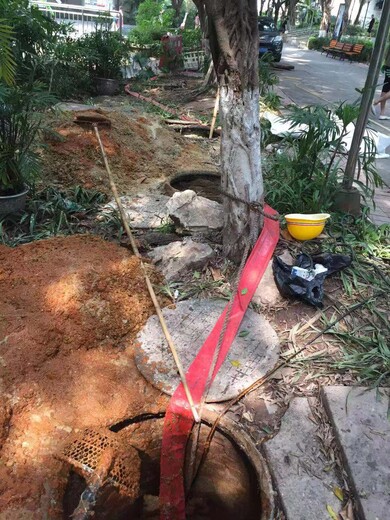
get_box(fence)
[30,1,122,37]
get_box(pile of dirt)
[0,235,169,518]
[41,108,218,195]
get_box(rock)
[167,190,223,232]
[100,194,170,229]
[263,398,342,520]
[148,239,215,282]
[322,386,390,520]
[56,102,97,112]
[252,250,293,307]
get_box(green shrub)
[308,34,373,62]
[0,83,56,195]
[263,103,381,214]
[129,0,175,46]
[307,36,330,50]
[344,24,367,37]
[340,35,373,62]
[181,28,202,50]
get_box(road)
[273,44,390,224]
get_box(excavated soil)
[41,107,218,195]
[0,235,169,519]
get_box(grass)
[0,186,108,246]
[281,210,390,387]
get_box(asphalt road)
[275,44,390,186]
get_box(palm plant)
[0,21,15,85]
[0,83,55,195]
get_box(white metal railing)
[30,1,123,37]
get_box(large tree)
[342,0,352,34]
[193,0,263,262]
[319,0,332,36]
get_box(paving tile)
[322,386,390,520]
[263,398,342,519]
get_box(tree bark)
[202,0,263,263]
[342,0,352,35]
[319,0,331,35]
[288,0,298,27]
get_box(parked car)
[258,17,283,62]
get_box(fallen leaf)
[326,504,338,520]
[340,500,354,520]
[241,288,248,295]
[238,330,250,338]
[230,360,241,368]
[333,486,344,501]
[193,271,201,279]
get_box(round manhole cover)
[135,299,280,402]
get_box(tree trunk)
[288,0,298,27]
[354,0,365,25]
[319,0,331,35]
[204,0,262,263]
[342,0,352,35]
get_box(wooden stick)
[93,125,200,423]
[209,87,220,139]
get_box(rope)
[219,188,282,221]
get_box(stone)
[252,250,293,307]
[322,386,390,520]
[167,190,223,232]
[135,299,280,402]
[263,398,342,520]
[55,102,96,112]
[148,239,215,282]
[100,194,170,229]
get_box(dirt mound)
[41,108,217,195]
[0,235,168,518]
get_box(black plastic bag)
[272,252,352,307]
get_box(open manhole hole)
[170,171,221,202]
[62,411,274,520]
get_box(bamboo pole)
[209,87,220,139]
[93,125,200,423]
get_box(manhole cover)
[135,299,280,402]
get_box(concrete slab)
[135,299,280,402]
[263,398,342,520]
[322,386,390,520]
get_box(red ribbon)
[159,205,280,519]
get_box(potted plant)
[0,84,54,214]
[82,27,130,96]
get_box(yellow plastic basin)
[285,213,330,241]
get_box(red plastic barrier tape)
[159,206,280,519]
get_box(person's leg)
[373,67,390,117]
[378,91,390,116]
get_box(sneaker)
[379,115,390,120]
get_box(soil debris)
[0,235,169,518]
[41,108,218,195]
